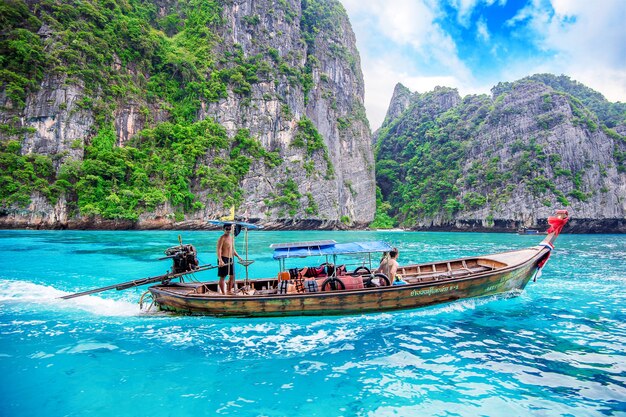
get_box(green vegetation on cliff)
[0,0,343,221]
[375,79,626,227]
[376,92,490,224]
[57,121,278,221]
[526,74,626,128]
[0,140,61,207]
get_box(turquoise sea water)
[0,229,624,417]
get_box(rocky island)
[1,1,624,232]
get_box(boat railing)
[401,265,493,283]
[169,258,505,296]
[396,258,503,284]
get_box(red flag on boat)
[546,209,569,237]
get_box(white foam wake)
[0,279,142,317]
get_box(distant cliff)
[0,0,375,229]
[375,75,626,233]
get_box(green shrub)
[305,192,318,215]
[568,189,589,202]
[266,179,301,217]
[463,192,487,210]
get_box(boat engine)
[164,244,199,274]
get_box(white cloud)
[451,0,479,26]
[506,0,544,27]
[550,0,584,16]
[343,0,474,129]
[342,0,626,130]
[450,0,501,26]
[476,18,490,41]
[514,0,626,101]
[361,57,489,130]
[342,0,437,50]
[360,59,407,130]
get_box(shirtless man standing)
[216,224,242,294]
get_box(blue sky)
[341,0,626,129]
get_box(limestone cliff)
[376,76,626,233]
[379,83,413,130]
[0,0,375,229]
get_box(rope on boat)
[183,271,202,283]
[231,220,254,288]
[139,290,154,311]
[533,242,555,282]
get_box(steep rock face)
[21,76,90,160]
[375,77,626,233]
[375,84,460,140]
[0,0,374,229]
[462,81,625,229]
[379,83,413,130]
[199,0,374,226]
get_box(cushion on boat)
[316,276,364,291]
[338,275,364,290]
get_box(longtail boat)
[145,210,570,317]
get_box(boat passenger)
[217,224,243,294]
[376,248,399,284]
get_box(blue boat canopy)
[272,241,394,260]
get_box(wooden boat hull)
[148,245,548,317]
